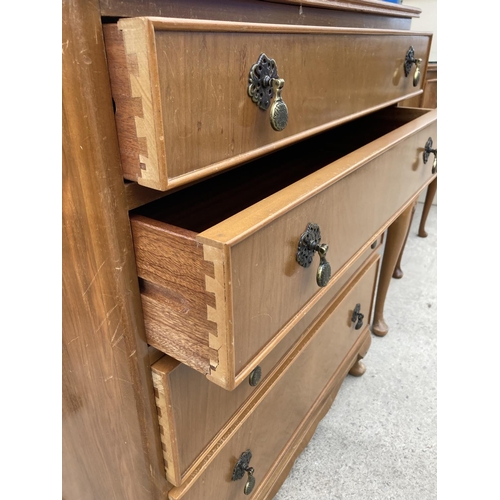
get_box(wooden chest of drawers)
[62,1,436,499]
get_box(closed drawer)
[131,106,437,390]
[104,17,432,191]
[167,255,379,500]
[152,249,379,486]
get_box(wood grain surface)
[151,250,379,485]
[105,17,431,190]
[62,1,169,498]
[131,107,436,388]
[222,109,436,374]
[100,0,414,30]
[167,256,378,499]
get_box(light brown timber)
[392,200,417,279]
[372,198,422,337]
[131,108,436,388]
[167,258,378,499]
[261,0,421,17]
[62,0,170,498]
[151,252,379,485]
[419,177,437,237]
[104,17,431,190]
[100,0,415,30]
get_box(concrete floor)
[274,203,437,500]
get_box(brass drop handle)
[248,53,289,131]
[423,137,438,174]
[404,46,423,87]
[296,223,332,288]
[351,303,364,330]
[232,450,256,495]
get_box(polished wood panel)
[100,0,414,31]
[62,0,169,498]
[167,257,378,499]
[105,17,431,190]
[130,107,436,389]
[131,220,217,374]
[151,251,379,485]
[255,332,372,500]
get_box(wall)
[405,0,437,61]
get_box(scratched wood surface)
[151,247,379,485]
[167,256,379,499]
[104,17,431,190]
[62,1,170,498]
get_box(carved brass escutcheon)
[351,303,364,330]
[423,137,437,174]
[232,450,256,495]
[404,46,422,87]
[248,53,288,131]
[296,223,332,288]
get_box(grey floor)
[274,203,437,500]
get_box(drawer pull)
[232,450,256,495]
[296,223,332,288]
[423,137,438,174]
[404,46,422,86]
[351,303,364,330]
[249,365,262,387]
[248,53,288,131]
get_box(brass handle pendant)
[232,450,256,495]
[248,53,288,131]
[296,223,332,288]
[404,46,423,87]
[423,137,438,174]
[351,303,364,330]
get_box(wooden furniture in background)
[62,1,436,498]
[419,177,437,237]
[393,62,437,278]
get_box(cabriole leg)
[372,202,416,337]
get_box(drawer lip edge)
[123,16,433,36]
[198,108,437,247]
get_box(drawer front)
[104,17,431,191]
[131,108,436,390]
[228,112,436,375]
[167,256,379,500]
[152,249,380,486]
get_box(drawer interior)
[131,106,430,231]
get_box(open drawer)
[104,17,432,191]
[130,106,437,390]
